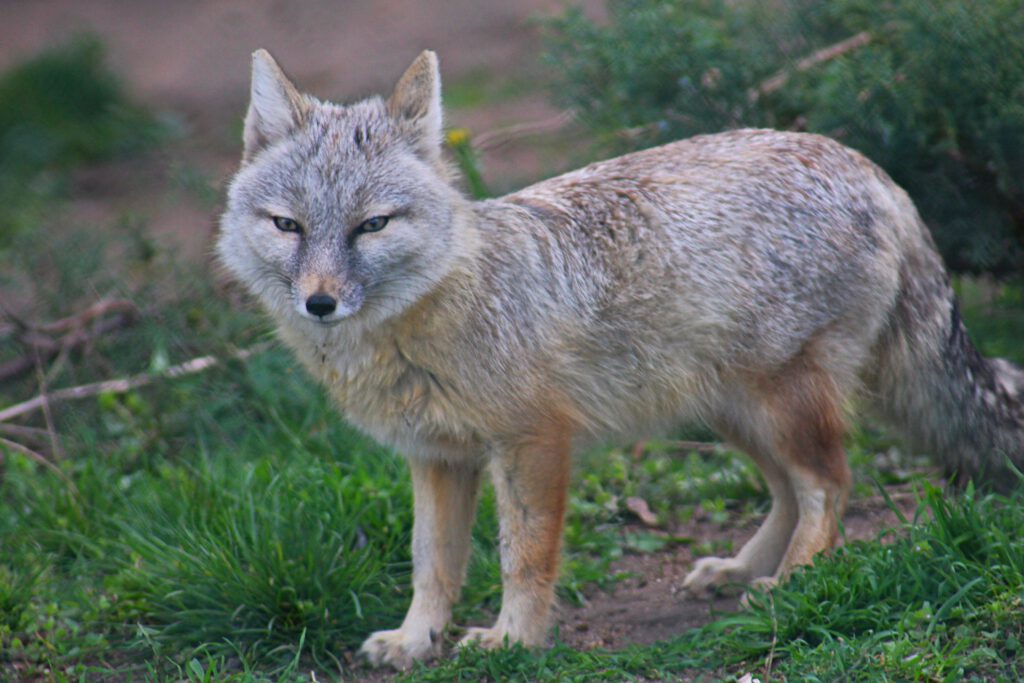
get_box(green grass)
[2,37,1024,682]
[408,484,1024,682]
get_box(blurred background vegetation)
[0,36,166,250]
[545,0,1024,275]
[0,1,1022,680]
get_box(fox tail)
[869,244,1024,491]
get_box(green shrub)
[545,0,1024,275]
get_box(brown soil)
[555,489,921,651]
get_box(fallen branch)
[665,439,724,454]
[616,30,879,144]
[0,299,138,384]
[0,343,268,424]
[34,348,64,460]
[38,299,137,336]
[751,30,874,102]
[632,439,724,459]
[0,422,50,442]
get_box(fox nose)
[305,293,337,318]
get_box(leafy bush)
[545,0,1024,275]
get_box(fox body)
[218,50,1024,668]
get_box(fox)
[217,49,1024,669]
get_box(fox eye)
[272,215,303,234]
[357,215,390,234]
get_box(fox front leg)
[458,416,574,651]
[360,458,481,669]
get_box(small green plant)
[446,128,491,199]
[113,442,413,670]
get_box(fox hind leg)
[684,358,851,594]
[682,433,799,593]
[768,361,851,581]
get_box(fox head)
[218,50,468,328]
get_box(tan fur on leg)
[774,467,848,578]
[683,430,798,594]
[768,353,851,579]
[459,412,574,650]
[685,347,851,593]
[361,459,481,669]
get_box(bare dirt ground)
[2,2,931,676]
[556,489,921,651]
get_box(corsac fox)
[217,50,1024,669]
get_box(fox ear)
[387,50,443,164]
[243,49,309,162]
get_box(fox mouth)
[296,307,358,326]
[306,315,347,326]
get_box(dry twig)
[617,30,878,144]
[632,439,724,459]
[0,422,50,442]
[472,110,577,152]
[0,343,268,424]
[751,30,874,102]
[0,436,78,494]
[33,348,65,460]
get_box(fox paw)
[682,556,752,595]
[457,626,514,651]
[740,575,778,608]
[359,627,440,670]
